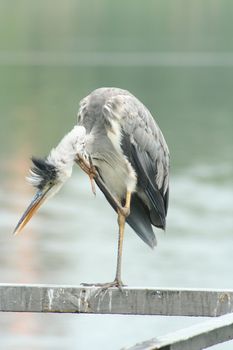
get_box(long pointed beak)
[13,188,50,236]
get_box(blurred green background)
[0,1,232,349]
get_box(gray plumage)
[77,87,170,248]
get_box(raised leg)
[75,154,127,215]
[75,154,97,195]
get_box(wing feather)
[79,87,169,247]
[103,93,170,230]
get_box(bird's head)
[13,125,87,235]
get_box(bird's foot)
[75,154,97,195]
[81,279,126,290]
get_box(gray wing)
[103,94,170,247]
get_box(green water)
[0,1,232,349]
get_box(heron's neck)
[47,125,86,182]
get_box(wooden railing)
[1,284,233,349]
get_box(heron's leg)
[76,154,129,216]
[81,191,131,289]
[114,191,131,286]
[94,174,130,216]
[75,154,97,195]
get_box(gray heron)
[14,87,170,288]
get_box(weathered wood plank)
[124,312,233,350]
[0,284,233,316]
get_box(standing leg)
[114,191,131,287]
[76,151,133,288]
[81,191,131,289]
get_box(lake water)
[0,2,233,349]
